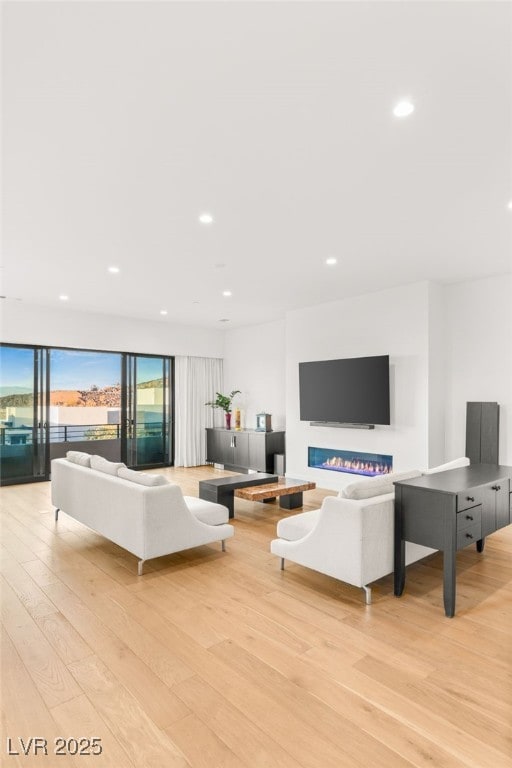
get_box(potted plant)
[205,390,241,430]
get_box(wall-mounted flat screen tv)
[299,355,390,425]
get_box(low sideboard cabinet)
[205,428,285,474]
[394,464,512,617]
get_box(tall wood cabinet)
[206,428,285,473]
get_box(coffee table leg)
[218,489,235,519]
[279,492,303,510]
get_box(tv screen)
[299,355,390,425]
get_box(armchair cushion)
[90,455,126,475]
[66,450,92,467]
[118,467,169,486]
[340,469,421,500]
[423,457,470,474]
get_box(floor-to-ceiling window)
[0,344,174,485]
[0,345,47,483]
[124,355,172,468]
[48,348,123,463]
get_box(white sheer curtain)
[174,356,223,467]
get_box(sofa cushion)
[423,457,469,475]
[66,450,91,467]
[117,467,169,486]
[90,455,126,476]
[340,469,422,500]
[184,496,230,525]
[276,509,320,541]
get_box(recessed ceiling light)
[507,200,512,210]
[160,309,168,316]
[222,290,232,297]
[108,266,120,274]
[326,257,337,266]
[59,295,69,301]
[393,100,415,118]
[199,212,214,225]
[219,318,230,323]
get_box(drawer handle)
[465,533,473,539]
[465,514,473,521]
[466,496,475,502]
[491,485,501,492]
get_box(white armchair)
[270,458,470,604]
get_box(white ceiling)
[2,1,511,330]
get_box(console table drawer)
[457,488,483,511]
[457,523,481,550]
[457,504,482,532]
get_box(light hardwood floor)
[1,465,511,768]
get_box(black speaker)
[465,402,499,464]
[274,453,285,476]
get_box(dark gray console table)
[394,464,512,617]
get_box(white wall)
[427,281,447,467]
[444,274,512,465]
[6,274,511,476]
[221,276,512,489]
[285,282,431,491]
[1,302,224,358]
[223,319,286,431]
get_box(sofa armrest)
[315,492,395,537]
[141,485,234,560]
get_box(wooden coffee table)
[234,478,316,510]
[199,473,278,519]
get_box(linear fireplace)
[308,446,393,477]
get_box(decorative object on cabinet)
[256,413,272,432]
[205,390,241,430]
[274,453,285,476]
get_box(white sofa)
[270,458,470,604]
[51,454,234,574]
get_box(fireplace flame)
[323,456,390,474]
[308,447,393,476]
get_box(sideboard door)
[495,481,511,530]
